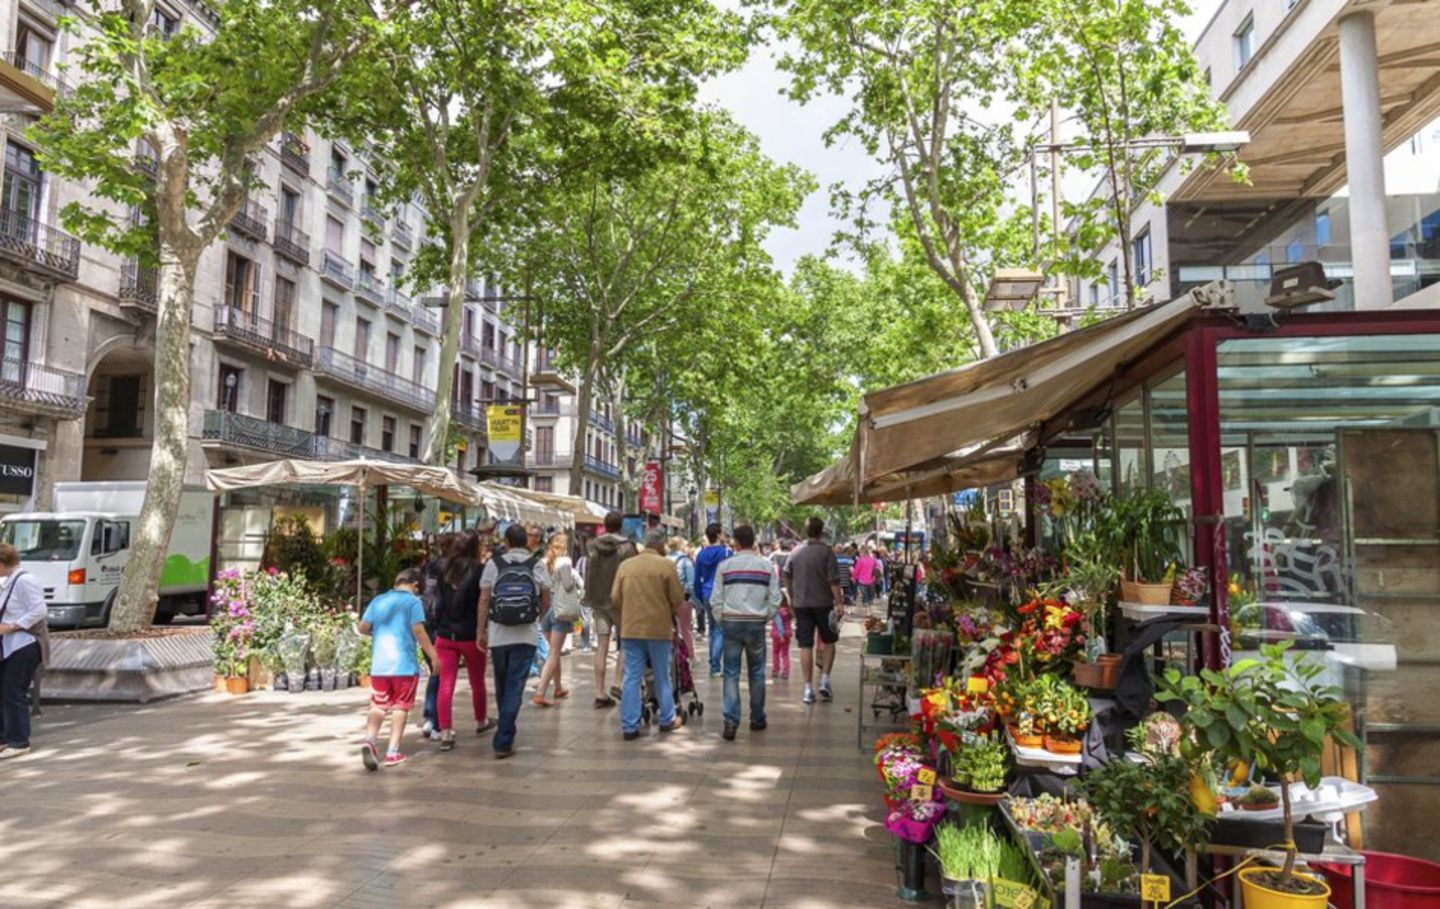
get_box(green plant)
[1157,642,1358,893]
[264,514,330,585]
[1097,856,1138,894]
[1236,785,1279,808]
[1032,675,1090,737]
[955,733,1009,793]
[931,823,1002,882]
[1084,752,1212,877]
[1097,489,1185,584]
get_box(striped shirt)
[710,551,782,623]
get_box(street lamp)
[224,371,238,412]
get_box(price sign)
[917,768,937,785]
[993,879,1037,909]
[909,783,934,802]
[1141,874,1171,902]
[967,676,990,695]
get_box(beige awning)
[516,490,607,526]
[792,433,1035,506]
[857,294,1201,484]
[206,458,479,503]
[474,483,572,527]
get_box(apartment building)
[1073,0,1440,313]
[525,351,640,511]
[0,0,540,512]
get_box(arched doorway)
[82,342,154,481]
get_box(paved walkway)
[3,625,911,909]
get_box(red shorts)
[370,675,419,711]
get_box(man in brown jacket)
[611,529,684,739]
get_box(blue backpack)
[489,555,542,626]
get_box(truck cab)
[0,512,133,627]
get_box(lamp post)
[224,371,238,413]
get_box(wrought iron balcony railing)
[460,332,481,359]
[411,304,439,336]
[0,209,80,279]
[393,220,413,248]
[362,199,386,227]
[320,249,353,289]
[583,455,620,480]
[0,357,86,417]
[356,270,385,306]
[229,198,267,241]
[590,412,615,433]
[314,346,435,413]
[1,50,67,97]
[118,260,158,313]
[326,168,353,206]
[384,288,412,320]
[480,345,499,368]
[451,402,488,435]
[203,410,318,458]
[273,219,309,265]
[280,132,309,175]
[213,305,315,368]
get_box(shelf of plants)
[867,470,1374,909]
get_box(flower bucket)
[1237,867,1331,909]
[224,676,250,696]
[1121,579,1172,605]
[942,878,989,909]
[213,673,227,694]
[884,804,945,844]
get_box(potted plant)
[885,798,947,844]
[1235,785,1280,813]
[1084,751,1213,887]
[950,732,1009,797]
[1157,642,1359,907]
[1101,490,1185,604]
[1060,534,1124,687]
[931,822,1000,909]
[1034,676,1089,754]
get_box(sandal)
[475,718,498,735]
[439,732,455,752]
[532,695,554,708]
[593,696,616,709]
[554,688,571,699]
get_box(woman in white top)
[533,532,583,707]
[0,542,47,758]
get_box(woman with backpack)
[433,531,497,751]
[533,531,582,708]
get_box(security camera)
[1265,262,1343,311]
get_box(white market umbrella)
[205,458,480,608]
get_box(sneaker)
[659,723,677,734]
[623,730,640,741]
[0,745,29,760]
[593,697,616,709]
[439,732,455,752]
[819,682,833,702]
[803,686,816,705]
[475,718,498,735]
[384,751,408,768]
[750,720,767,732]
[361,739,380,772]
[421,719,435,737]
[609,686,623,700]
[495,748,516,759]
[722,722,738,741]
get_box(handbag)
[0,571,49,666]
[551,560,585,621]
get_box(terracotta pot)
[358,674,371,688]
[224,676,250,695]
[1043,734,1083,755]
[1072,660,1107,688]
[1239,800,1278,812]
[1010,727,1044,749]
[1121,579,1172,605]
[938,776,1006,805]
[213,673,227,693]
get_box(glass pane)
[1149,369,1192,521]
[1114,395,1146,493]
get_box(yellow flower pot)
[1237,867,1331,909]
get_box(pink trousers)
[436,636,487,732]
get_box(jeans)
[721,621,767,727]
[490,643,536,753]
[436,636,487,731]
[620,638,674,733]
[708,619,725,675]
[0,641,41,748]
[532,630,549,676]
[695,600,708,636]
[423,674,440,727]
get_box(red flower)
[1062,610,1082,627]
[1017,601,1039,615]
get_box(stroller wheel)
[696,702,704,717]
[688,702,697,716]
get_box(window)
[3,143,44,228]
[412,346,426,385]
[1107,260,1119,305]
[408,424,422,459]
[217,364,243,413]
[1234,15,1254,71]
[354,317,371,361]
[535,426,554,464]
[482,379,495,401]
[278,185,300,228]
[464,308,476,340]
[330,147,347,182]
[385,332,400,372]
[350,406,367,445]
[1203,67,1211,89]
[273,276,296,330]
[265,379,287,424]
[96,375,144,437]
[390,259,404,289]
[1286,238,1304,264]
[381,416,396,452]
[1316,211,1331,247]
[364,178,378,207]
[1132,229,1153,288]
[320,301,338,348]
[535,476,554,493]
[14,22,52,77]
[325,215,344,254]
[150,6,179,37]
[315,396,334,437]
[0,297,31,378]
[360,238,376,272]
[224,252,259,313]
[482,322,495,350]
[1089,283,1099,307]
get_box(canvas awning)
[473,482,572,527]
[515,490,607,526]
[791,434,1035,506]
[206,458,479,503]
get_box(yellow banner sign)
[486,405,523,442]
[1141,874,1171,902]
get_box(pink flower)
[266,566,279,576]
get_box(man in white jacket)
[709,524,782,741]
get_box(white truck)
[0,481,215,627]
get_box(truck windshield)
[0,520,87,561]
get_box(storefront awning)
[791,434,1035,506]
[513,490,607,526]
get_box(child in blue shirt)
[358,567,438,770]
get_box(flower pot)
[1073,659,1108,688]
[358,674,371,688]
[1043,734,1083,755]
[213,673,227,693]
[1011,730,1044,749]
[942,877,989,909]
[866,632,894,655]
[1239,800,1279,812]
[1121,579,1172,605]
[938,776,1005,805]
[1237,867,1331,909]
[224,676,250,695]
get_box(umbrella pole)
[356,479,366,612]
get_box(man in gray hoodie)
[583,511,637,709]
[710,524,782,740]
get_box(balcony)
[532,451,574,468]
[280,132,309,176]
[460,331,481,360]
[393,220,413,249]
[135,149,158,180]
[0,209,80,280]
[411,304,439,336]
[273,219,310,266]
[355,270,385,307]
[213,306,315,368]
[118,260,158,314]
[203,410,318,458]
[326,168,353,206]
[314,346,435,413]
[451,402,488,436]
[320,249,353,290]
[0,358,87,419]
[590,411,615,434]
[362,199,385,228]
[313,436,415,464]
[229,199,268,242]
[384,288,412,321]
[480,345,499,368]
[583,455,620,480]
[0,51,64,112]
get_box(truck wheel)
[152,609,175,626]
[98,591,117,628]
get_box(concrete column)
[1337,11,1393,309]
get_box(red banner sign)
[640,461,663,514]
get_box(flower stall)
[793,284,1440,904]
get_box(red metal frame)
[1185,328,1226,670]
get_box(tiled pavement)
[1,624,915,908]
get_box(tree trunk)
[568,355,598,499]
[422,203,471,465]
[957,276,999,358]
[108,252,197,631]
[611,380,638,510]
[1280,775,1297,879]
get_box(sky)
[698,6,1216,275]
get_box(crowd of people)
[355,512,906,769]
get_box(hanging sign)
[639,461,663,514]
[0,444,36,497]
[486,405,523,462]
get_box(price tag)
[993,879,1037,909]
[967,676,990,694]
[1141,874,1171,902]
[909,783,934,802]
[917,768,937,785]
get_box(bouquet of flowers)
[884,799,947,843]
[1175,568,1210,606]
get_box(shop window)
[1147,369,1191,523]
[217,364,243,413]
[1113,395,1146,494]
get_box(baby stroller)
[641,618,705,726]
